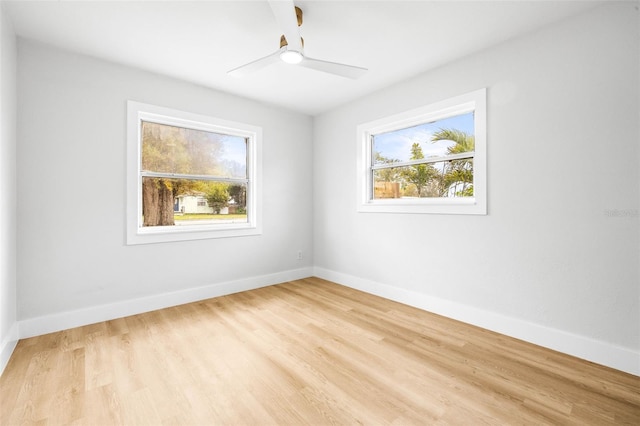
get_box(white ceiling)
[3,0,604,116]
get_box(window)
[127,101,262,244]
[357,89,486,214]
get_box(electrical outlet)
[297,250,303,260]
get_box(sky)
[373,112,474,163]
[220,135,247,167]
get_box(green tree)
[372,152,403,198]
[228,185,247,212]
[373,152,400,182]
[431,129,474,197]
[401,142,438,197]
[204,182,230,214]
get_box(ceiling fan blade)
[268,0,303,52]
[300,57,368,79]
[228,49,281,77]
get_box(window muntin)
[357,89,486,215]
[127,101,262,244]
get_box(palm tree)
[401,143,439,197]
[431,129,475,197]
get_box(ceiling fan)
[228,0,367,79]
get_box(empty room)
[1,0,638,424]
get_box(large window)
[357,89,486,214]
[127,101,262,244]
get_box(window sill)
[126,223,262,245]
[357,198,485,215]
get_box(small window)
[127,101,262,244]
[357,89,486,214]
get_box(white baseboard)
[11,266,639,377]
[313,267,640,376]
[0,322,18,376]
[18,267,313,340]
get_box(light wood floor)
[1,277,639,425]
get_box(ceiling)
[3,0,604,116]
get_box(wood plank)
[1,277,638,424]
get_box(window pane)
[373,112,474,165]
[373,159,474,199]
[141,177,247,227]
[141,121,246,178]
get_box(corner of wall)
[0,323,18,376]
[0,2,19,377]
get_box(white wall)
[6,1,639,377]
[313,2,639,374]
[0,3,18,374]
[16,40,313,333]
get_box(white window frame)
[126,101,262,245]
[356,88,486,215]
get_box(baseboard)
[313,267,640,376]
[0,322,19,376]
[18,267,313,340]
[13,266,639,376]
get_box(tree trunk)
[157,180,175,225]
[142,178,158,226]
[142,178,175,226]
